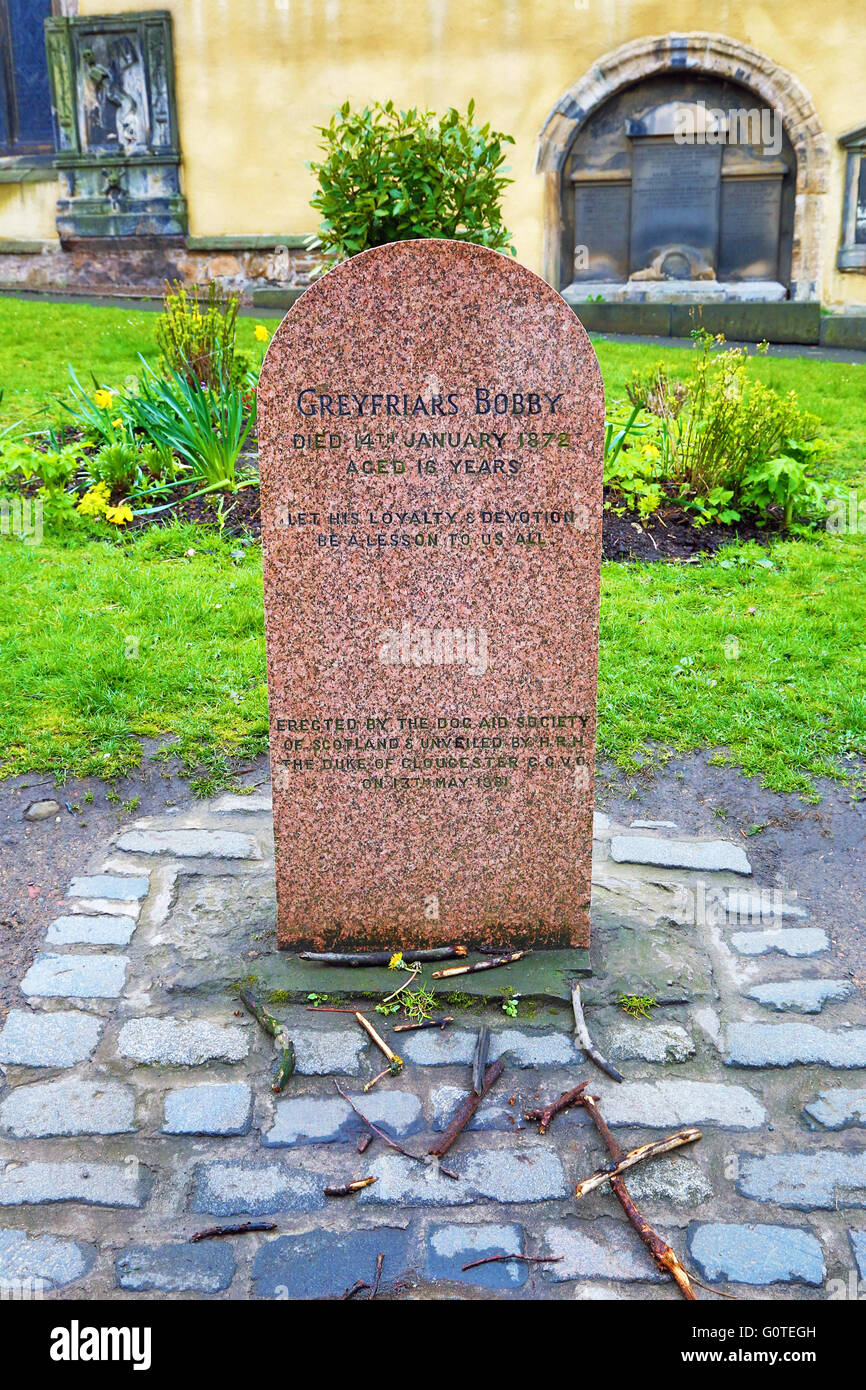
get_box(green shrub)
[309,99,515,263]
[88,441,141,494]
[156,281,249,390]
[125,357,255,493]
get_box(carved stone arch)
[537,32,829,300]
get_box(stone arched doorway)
[537,33,829,302]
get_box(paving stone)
[0,1162,149,1208]
[252,1227,407,1300]
[850,1230,866,1280]
[430,1086,519,1132]
[746,979,853,1013]
[288,1026,367,1076]
[263,1090,422,1146]
[610,835,751,875]
[603,1020,695,1063]
[735,1152,866,1210]
[163,1083,253,1136]
[20,953,128,999]
[726,890,807,922]
[399,1027,582,1068]
[116,1242,236,1293]
[689,1222,824,1286]
[357,1153,475,1206]
[67,898,140,919]
[0,1010,102,1067]
[460,1145,568,1203]
[213,793,272,814]
[68,874,149,901]
[24,798,61,822]
[0,1078,135,1137]
[630,819,679,829]
[803,1088,866,1130]
[626,1158,713,1205]
[45,914,137,947]
[189,1161,325,1217]
[543,1219,666,1282]
[592,812,611,836]
[726,1022,866,1068]
[599,1080,766,1129]
[730,928,829,957]
[0,1228,95,1290]
[117,1018,248,1065]
[116,829,260,859]
[426,1223,527,1289]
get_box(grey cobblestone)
[357,1153,475,1206]
[746,979,853,1013]
[290,1026,366,1076]
[0,1228,95,1289]
[688,1222,825,1285]
[803,1088,866,1130]
[189,1161,326,1217]
[426,1223,527,1289]
[0,1162,149,1208]
[735,1152,866,1209]
[603,1020,695,1063]
[0,1078,136,1138]
[430,1086,519,1132]
[726,1022,866,1068]
[117,1018,248,1065]
[625,1158,713,1205]
[68,874,148,901]
[46,915,137,947]
[0,1009,102,1067]
[730,928,829,957]
[262,1090,422,1146]
[543,1219,666,1282]
[610,835,751,874]
[163,1084,253,1136]
[116,829,260,859]
[20,953,128,999]
[252,1227,408,1300]
[600,1080,766,1129]
[116,1242,236,1293]
[400,1027,582,1068]
[726,890,807,921]
[461,1145,568,1203]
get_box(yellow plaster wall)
[72,1,866,304]
[0,177,59,241]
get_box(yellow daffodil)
[105,503,133,526]
[387,951,403,970]
[76,482,111,518]
[111,417,123,428]
[254,325,269,342]
[93,389,114,410]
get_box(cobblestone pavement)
[0,792,863,1301]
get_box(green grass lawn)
[0,295,864,797]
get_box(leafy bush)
[156,281,250,390]
[88,441,140,493]
[604,333,827,529]
[309,99,515,263]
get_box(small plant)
[500,988,518,1018]
[126,358,256,494]
[310,99,515,264]
[59,369,130,446]
[88,441,140,494]
[618,992,657,1020]
[156,280,246,390]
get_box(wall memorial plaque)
[257,240,604,951]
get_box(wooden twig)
[355,1012,403,1089]
[574,1128,702,1198]
[357,1133,373,1154]
[323,1177,377,1197]
[370,1252,385,1299]
[525,1081,590,1135]
[576,1091,697,1300]
[428,1058,505,1159]
[571,982,623,1083]
[432,950,529,979]
[189,1221,276,1243]
[461,1254,563,1272]
[472,1026,491,1096]
[300,947,467,966]
[381,963,419,1003]
[239,986,295,1092]
[393,1016,454,1033]
[340,1279,370,1300]
[334,1081,459,1180]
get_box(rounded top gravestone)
[257,239,604,951]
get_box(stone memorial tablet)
[257,239,604,950]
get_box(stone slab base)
[570,299,822,344]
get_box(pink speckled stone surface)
[258,240,604,950]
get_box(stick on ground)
[461,1254,563,1272]
[393,1016,454,1033]
[323,1177,377,1197]
[574,1128,702,1198]
[334,1081,459,1180]
[429,1057,505,1159]
[432,950,529,979]
[299,947,467,967]
[239,987,295,1093]
[571,982,623,1084]
[189,1221,276,1243]
[525,1081,590,1135]
[576,1090,697,1300]
[472,1026,491,1096]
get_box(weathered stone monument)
[257,240,604,951]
